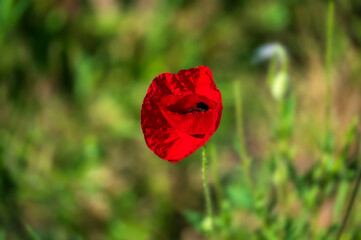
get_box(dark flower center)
[182,102,209,114]
[197,102,209,112]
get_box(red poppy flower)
[141,66,223,163]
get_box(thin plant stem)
[325,0,334,139]
[25,223,42,240]
[202,146,214,236]
[209,143,223,206]
[234,81,252,188]
[311,3,335,237]
[266,55,278,87]
[336,132,361,240]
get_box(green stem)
[234,81,247,157]
[325,0,334,136]
[336,132,361,240]
[234,81,252,188]
[209,143,223,206]
[202,146,213,235]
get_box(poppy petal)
[141,66,223,162]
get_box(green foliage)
[25,223,41,240]
[1,0,361,239]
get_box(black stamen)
[197,102,208,112]
[182,102,209,114]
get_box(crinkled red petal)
[141,66,223,162]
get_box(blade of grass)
[320,0,335,173]
[234,80,252,188]
[202,146,214,237]
[325,0,334,133]
[209,143,223,207]
[25,224,41,240]
[336,130,361,240]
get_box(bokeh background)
[1,0,361,239]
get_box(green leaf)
[226,184,253,209]
[25,224,41,240]
[184,211,203,232]
[335,117,359,172]
[333,180,349,220]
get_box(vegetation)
[1,0,361,239]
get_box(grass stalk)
[209,143,223,207]
[202,146,214,237]
[234,81,252,188]
[325,0,334,139]
[336,132,361,240]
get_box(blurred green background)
[1,0,361,239]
